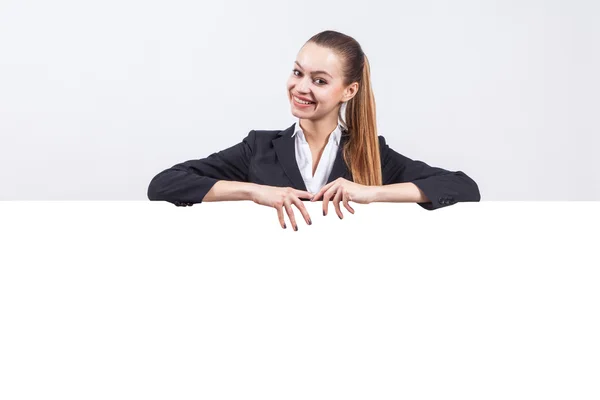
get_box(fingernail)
[308,219,312,225]
[323,211,326,216]
[283,223,287,229]
[339,215,342,219]
[294,226,298,231]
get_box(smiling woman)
[147,30,481,230]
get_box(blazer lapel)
[272,124,352,191]
[326,131,351,184]
[272,124,308,191]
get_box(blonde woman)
[148,30,481,230]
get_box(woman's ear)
[343,82,359,102]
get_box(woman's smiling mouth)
[292,95,316,107]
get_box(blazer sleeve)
[147,130,256,205]
[379,135,481,210]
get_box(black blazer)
[147,123,481,210]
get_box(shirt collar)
[292,118,343,146]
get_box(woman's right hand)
[250,185,313,231]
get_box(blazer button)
[438,197,446,204]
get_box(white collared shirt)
[292,118,343,194]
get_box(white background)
[1,201,599,399]
[1,0,599,200]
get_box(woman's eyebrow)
[294,61,332,78]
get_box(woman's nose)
[297,77,311,93]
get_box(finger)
[276,205,286,229]
[291,195,312,225]
[311,181,335,202]
[343,190,355,214]
[284,200,299,231]
[294,189,314,200]
[310,188,322,202]
[333,188,344,219]
[322,183,339,216]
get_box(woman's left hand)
[310,178,377,219]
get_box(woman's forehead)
[296,43,342,78]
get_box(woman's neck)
[299,117,339,147]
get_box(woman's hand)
[310,178,377,219]
[251,185,314,231]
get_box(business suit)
[147,123,481,210]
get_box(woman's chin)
[291,103,317,115]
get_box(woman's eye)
[292,70,326,85]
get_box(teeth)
[294,96,314,105]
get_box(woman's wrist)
[247,182,263,202]
[370,182,429,203]
[204,181,262,202]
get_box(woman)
[147,30,481,230]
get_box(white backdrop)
[1,201,599,399]
[1,0,598,200]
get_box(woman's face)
[286,42,358,122]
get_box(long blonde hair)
[308,30,382,186]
